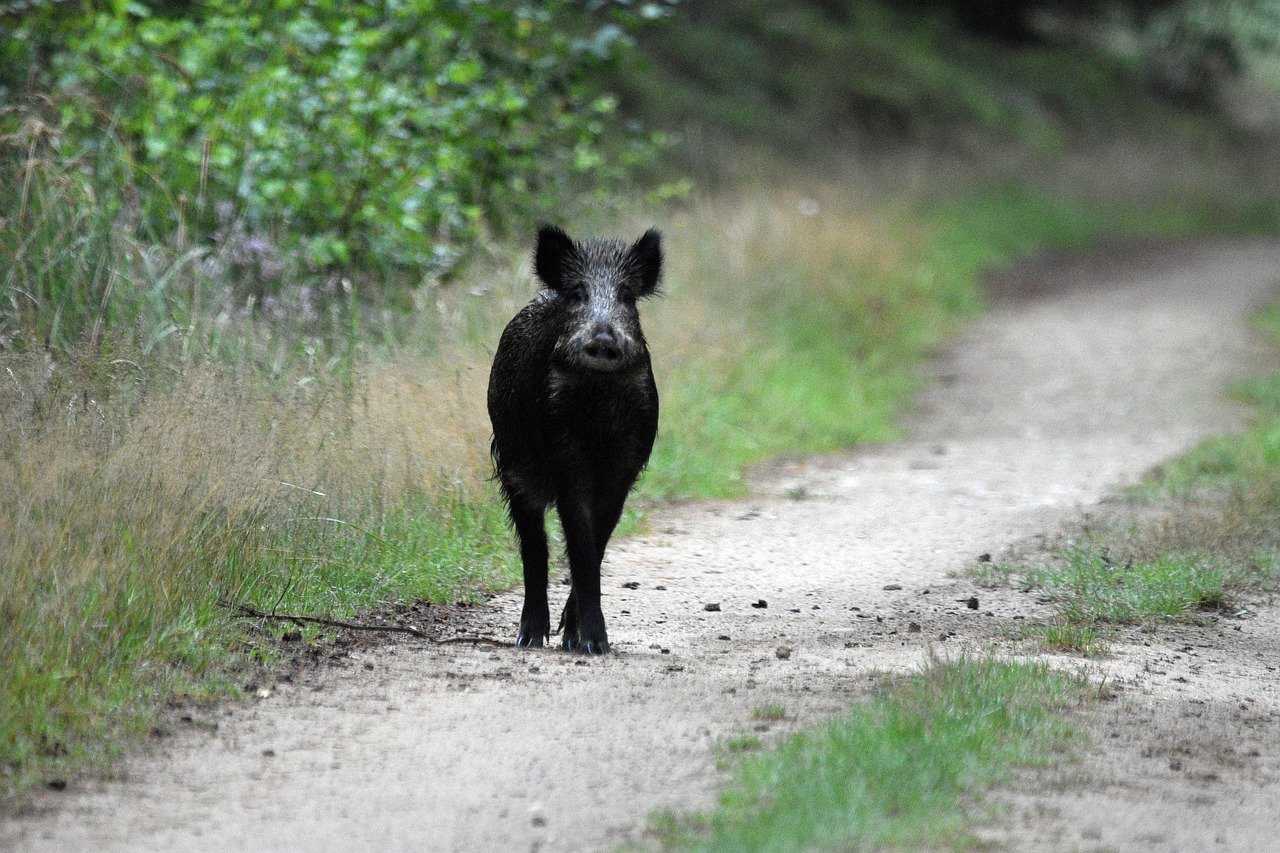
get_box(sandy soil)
[4,239,1280,853]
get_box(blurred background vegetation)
[5,0,1280,345]
[4,0,1280,800]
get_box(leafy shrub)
[2,1,661,273]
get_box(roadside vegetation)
[4,0,1280,805]
[977,303,1280,654]
[652,656,1086,851]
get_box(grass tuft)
[749,705,787,722]
[1027,548,1237,625]
[1035,622,1111,657]
[721,735,765,754]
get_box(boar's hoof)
[516,631,546,649]
[518,606,550,649]
[576,613,609,654]
[561,632,580,652]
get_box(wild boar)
[488,225,663,653]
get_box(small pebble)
[776,646,793,660]
[908,622,922,633]
[751,599,768,609]
[704,602,721,612]
[883,583,902,591]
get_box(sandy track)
[5,239,1280,852]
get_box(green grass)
[721,735,765,755]
[1027,548,1237,624]
[244,494,518,617]
[1036,622,1110,657]
[750,705,787,722]
[653,657,1084,852]
[0,486,516,798]
[980,544,1277,654]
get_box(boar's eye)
[620,286,637,304]
[565,284,587,303]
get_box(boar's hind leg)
[557,495,608,655]
[558,591,579,652]
[509,496,550,648]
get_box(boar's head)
[533,225,662,373]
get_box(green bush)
[2,1,660,272]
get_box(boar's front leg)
[559,484,630,651]
[509,496,550,648]
[557,492,608,654]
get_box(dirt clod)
[703,602,721,612]
[775,646,793,660]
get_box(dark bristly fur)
[487,225,663,654]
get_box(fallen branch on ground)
[219,600,513,646]
[221,600,428,638]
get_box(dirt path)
[6,239,1280,853]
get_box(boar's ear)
[534,224,575,291]
[630,228,663,296]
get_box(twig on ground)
[220,600,428,638]
[219,600,515,647]
[434,636,515,647]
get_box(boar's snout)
[581,322,623,368]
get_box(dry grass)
[0,346,518,789]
